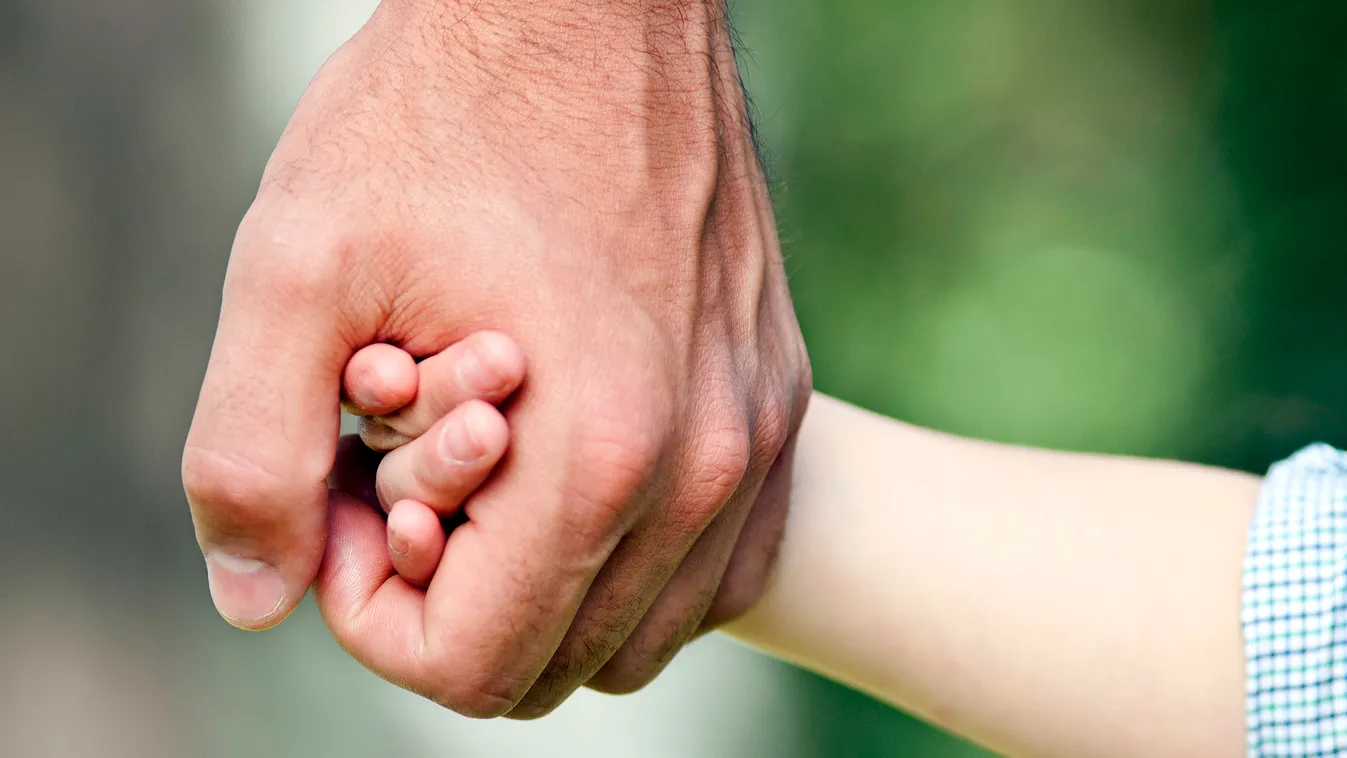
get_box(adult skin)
[181,0,811,719]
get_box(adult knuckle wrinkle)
[432,668,528,719]
[234,215,344,302]
[566,420,664,523]
[592,614,696,696]
[752,392,792,464]
[711,553,777,626]
[794,354,816,402]
[182,444,294,524]
[590,660,655,696]
[696,423,751,494]
[709,589,758,627]
[542,649,592,698]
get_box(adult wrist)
[391,0,743,123]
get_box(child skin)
[332,337,1259,758]
[336,334,526,588]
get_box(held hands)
[183,0,810,719]
[334,335,525,589]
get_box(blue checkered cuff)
[1244,444,1347,757]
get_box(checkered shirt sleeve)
[1245,444,1347,757]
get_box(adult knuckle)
[563,413,667,529]
[510,663,587,720]
[516,591,646,710]
[671,421,750,534]
[707,544,781,628]
[707,580,762,627]
[263,245,343,303]
[588,657,658,696]
[515,659,584,718]
[507,699,559,721]
[181,444,302,533]
[770,312,814,400]
[590,616,694,695]
[577,602,640,665]
[695,417,752,497]
[752,388,793,467]
[793,349,816,402]
[421,650,530,718]
[233,202,346,303]
[431,674,524,719]
[419,625,542,718]
[582,414,665,486]
[590,586,710,695]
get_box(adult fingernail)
[440,408,484,463]
[205,552,285,627]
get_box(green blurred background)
[2,1,1343,755]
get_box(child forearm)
[725,394,1261,758]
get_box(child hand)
[320,334,534,703]
[336,333,525,588]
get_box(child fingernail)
[388,530,410,557]
[440,410,484,463]
[358,367,389,406]
[457,333,519,393]
[458,350,500,394]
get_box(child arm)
[727,394,1259,758]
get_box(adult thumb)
[182,227,351,630]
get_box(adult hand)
[182,0,810,718]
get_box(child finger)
[361,331,523,448]
[387,499,448,588]
[375,400,511,516]
[341,343,418,417]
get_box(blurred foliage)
[731,0,1347,755]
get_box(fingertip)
[375,401,513,518]
[450,331,526,399]
[458,400,511,461]
[204,552,291,631]
[344,344,418,416]
[386,500,424,555]
[369,332,525,444]
[183,445,330,633]
[436,400,510,466]
[469,331,526,392]
[388,499,447,588]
